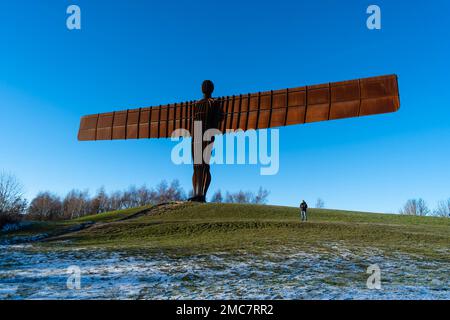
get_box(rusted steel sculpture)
[78,74,400,202]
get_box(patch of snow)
[1,222,33,233]
[0,245,448,300]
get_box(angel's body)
[189,80,222,202]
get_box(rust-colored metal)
[78,74,400,201]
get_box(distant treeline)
[0,172,269,225]
[399,198,450,217]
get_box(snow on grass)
[0,244,448,300]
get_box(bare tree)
[121,185,140,209]
[224,188,270,204]
[108,191,124,211]
[28,192,62,220]
[210,190,223,203]
[0,173,27,225]
[62,189,91,219]
[236,191,253,203]
[153,180,186,203]
[167,180,186,201]
[90,187,110,213]
[315,198,325,208]
[136,185,156,206]
[154,180,170,203]
[434,198,450,217]
[225,190,253,204]
[224,191,234,203]
[400,198,430,216]
[253,187,270,204]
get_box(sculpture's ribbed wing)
[217,74,400,132]
[78,74,400,141]
[78,101,196,141]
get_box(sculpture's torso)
[192,98,221,131]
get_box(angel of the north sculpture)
[78,74,400,202]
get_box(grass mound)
[1,203,449,259]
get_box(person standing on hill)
[300,200,308,222]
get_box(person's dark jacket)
[300,202,308,211]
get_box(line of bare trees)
[27,180,187,221]
[0,172,270,225]
[399,198,450,217]
[26,183,269,221]
[209,187,270,205]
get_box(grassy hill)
[1,202,449,299]
[2,202,449,260]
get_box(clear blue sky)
[1,0,449,213]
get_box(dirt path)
[117,201,192,221]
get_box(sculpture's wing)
[217,74,400,132]
[78,101,196,141]
[78,74,400,141]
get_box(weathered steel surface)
[217,74,399,131]
[78,101,196,141]
[78,75,400,141]
[189,80,220,202]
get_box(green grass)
[72,206,151,223]
[0,206,149,239]
[2,203,449,259]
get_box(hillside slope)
[3,202,448,259]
